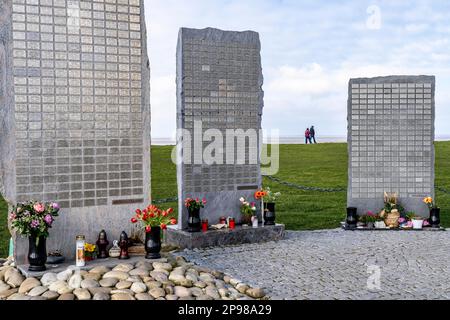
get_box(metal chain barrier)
[263,175,346,193]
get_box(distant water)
[152,135,450,145]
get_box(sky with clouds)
[146,0,450,139]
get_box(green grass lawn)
[1,142,450,257]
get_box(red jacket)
[305,129,310,138]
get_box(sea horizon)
[151,135,450,146]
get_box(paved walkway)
[177,229,450,300]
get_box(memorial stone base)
[165,224,286,250]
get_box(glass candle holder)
[202,219,209,232]
[229,218,236,230]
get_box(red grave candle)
[202,220,208,232]
[229,218,236,230]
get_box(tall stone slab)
[0,0,151,263]
[348,76,435,217]
[175,28,264,229]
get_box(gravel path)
[178,229,450,300]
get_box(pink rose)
[33,202,45,213]
[423,220,430,227]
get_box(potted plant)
[9,201,60,271]
[131,205,177,259]
[84,243,97,261]
[360,211,377,229]
[184,198,206,232]
[411,216,425,230]
[380,192,402,228]
[423,197,440,228]
[374,214,386,229]
[239,197,257,225]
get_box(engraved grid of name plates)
[182,38,261,193]
[11,0,144,207]
[350,81,433,200]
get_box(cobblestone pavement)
[177,229,450,300]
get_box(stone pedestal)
[0,0,151,263]
[165,224,285,250]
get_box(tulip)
[146,225,151,233]
[167,208,174,214]
[131,217,138,223]
[170,218,177,225]
[136,209,142,215]
[161,223,167,230]
[162,211,168,217]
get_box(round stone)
[42,290,59,300]
[205,287,220,300]
[7,293,30,300]
[149,271,168,282]
[68,274,82,289]
[82,272,102,281]
[131,282,147,294]
[153,262,173,272]
[199,273,215,284]
[246,288,265,299]
[30,296,47,300]
[57,284,74,295]
[0,288,18,299]
[190,287,204,297]
[113,264,134,273]
[40,273,58,286]
[135,261,153,271]
[219,288,229,298]
[93,292,110,300]
[164,285,174,295]
[111,293,135,300]
[57,269,73,281]
[5,270,25,288]
[135,293,153,300]
[229,278,241,287]
[103,271,129,281]
[111,289,134,295]
[169,273,193,287]
[89,266,110,275]
[28,286,48,297]
[58,293,75,300]
[18,277,40,294]
[194,281,207,289]
[88,287,112,296]
[149,287,166,299]
[185,273,198,283]
[74,288,91,300]
[49,280,67,292]
[129,268,149,277]
[99,277,118,287]
[145,281,162,289]
[81,279,100,289]
[116,281,132,290]
[126,276,142,283]
[0,280,10,292]
[166,294,179,300]
[236,283,249,294]
[223,275,231,284]
[174,286,192,298]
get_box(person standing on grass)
[305,128,311,144]
[310,125,317,144]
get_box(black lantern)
[118,231,130,260]
[187,208,201,233]
[346,207,358,230]
[429,208,441,228]
[96,230,109,259]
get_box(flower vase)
[145,227,161,259]
[187,208,201,233]
[263,203,276,226]
[28,235,47,272]
[430,208,441,228]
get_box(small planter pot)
[264,203,276,226]
[28,235,47,272]
[187,208,201,233]
[375,221,386,229]
[346,207,358,229]
[412,219,424,230]
[366,222,375,229]
[145,227,161,259]
[429,208,441,228]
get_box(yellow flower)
[84,243,96,252]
